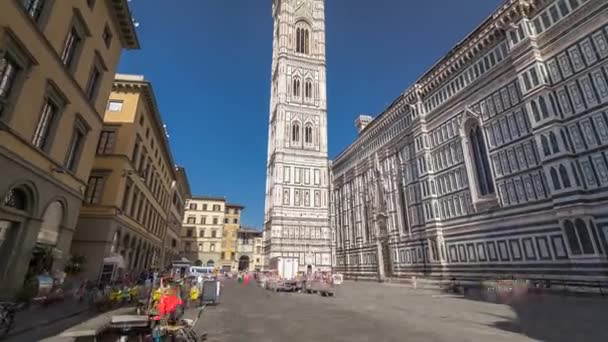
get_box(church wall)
[331,0,608,285]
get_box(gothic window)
[550,167,561,190]
[292,122,300,143]
[559,164,571,188]
[549,132,560,154]
[541,135,551,156]
[530,100,541,122]
[293,78,301,97]
[304,80,313,100]
[468,123,495,196]
[539,96,550,119]
[304,124,313,144]
[564,219,596,255]
[295,23,310,54]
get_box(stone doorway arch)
[238,255,250,271]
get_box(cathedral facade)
[263,0,332,271]
[331,0,608,286]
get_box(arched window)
[564,220,581,255]
[304,80,312,100]
[292,122,300,142]
[530,100,541,122]
[304,124,313,144]
[571,164,581,186]
[541,135,551,156]
[575,218,595,254]
[293,78,301,97]
[560,130,570,152]
[550,167,561,190]
[3,188,28,211]
[549,132,559,154]
[539,96,549,119]
[559,165,571,188]
[468,124,495,196]
[296,22,310,54]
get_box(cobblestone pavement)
[194,280,608,342]
[6,280,608,341]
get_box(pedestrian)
[243,272,249,286]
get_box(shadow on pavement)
[452,287,608,342]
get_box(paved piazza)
[195,280,608,342]
[10,280,608,341]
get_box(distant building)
[72,74,182,281]
[236,227,264,271]
[221,204,244,271]
[331,0,608,285]
[182,196,226,268]
[0,0,138,297]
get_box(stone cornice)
[107,0,140,50]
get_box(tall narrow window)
[293,78,300,97]
[539,96,549,119]
[559,165,571,188]
[85,175,105,204]
[550,167,561,190]
[541,135,551,156]
[122,179,133,212]
[575,219,595,254]
[85,65,102,101]
[0,56,20,115]
[549,132,559,153]
[564,220,581,255]
[132,137,141,165]
[305,80,312,100]
[61,27,82,68]
[64,120,87,172]
[22,0,46,22]
[97,130,116,154]
[530,100,541,122]
[305,125,313,144]
[292,122,300,142]
[32,100,58,149]
[469,124,495,196]
[296,22,310,54]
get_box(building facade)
[182,196,226,268]
[236,228,264,271]
[0,0,138,297]
[332,0,608,285]
[221,204,243,271]
[263,0,332,272]
[163,166,191,266]
[72,74,179,281]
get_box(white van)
[189,266,214,278]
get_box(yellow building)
[72,74,184,281]
[221,204,243,271]
[182,196,227,268]
[0,0,138,297]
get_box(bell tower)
[263,0,331,271]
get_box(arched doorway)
[194,260,203,267]
[37,201,63,246]
[206,260,215,267]
[0,187,33,281]
[307,264,312,275]
[238,255,250,271]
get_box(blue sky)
[118,0,502,228]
